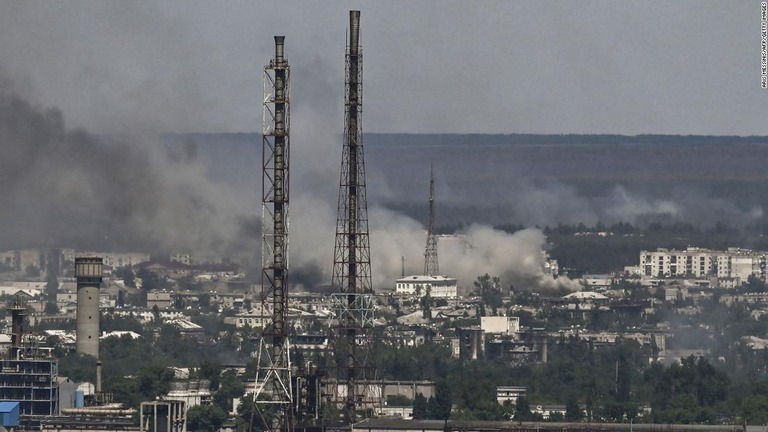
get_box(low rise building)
[395,275,458,298]
[480,316,520,336]
[496,386,527,405]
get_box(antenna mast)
[424,164,439,276]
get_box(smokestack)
[96,360,103,393]
[75,257,103,358]
[274,36,285,63]
[349,10,360,54]
[10,297,25,360]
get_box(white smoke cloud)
[439,225,579,293]
[288,193,577,292]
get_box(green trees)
[187,405,227,432]
[376,343,453,381]
[473,274,503,316]
[647,356,728,424]
[113,266,136,288]
[107,364,175,409]
[429,380,452,420]
[413,393,428,419]
[214,371,245,413]
[565,399,583,421]
[421,285,432,320]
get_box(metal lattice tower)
[424,164,439,276]
[254,35,293,432]
[330,10,378,425]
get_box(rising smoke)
[0,78,258,256]
[8,65,762,294]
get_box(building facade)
[394,275,458,298]
[639,247,766,281]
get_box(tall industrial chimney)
[330,10,377,425]
[75,257,103,358]
[254,34,293,431]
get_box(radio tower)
[424,164,439,276]
[330,10,377,425]
[254,35,293,432]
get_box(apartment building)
[639,247,765,280]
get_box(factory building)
[0,357,60,416]
[0,300,60,416]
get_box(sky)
[0,1,764,136]
[0,1,764,290]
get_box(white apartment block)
[394,275,458,298]
[639,247,765,280]
[480,316,521,336]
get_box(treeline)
[365,133,768,147]
[375,339,768,424]
[543,221,768,274]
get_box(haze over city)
[0,2,764,292]
[1,2,768,431]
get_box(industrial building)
[140,400,186,432]
[0,353,60,416]
[0,300,60,417]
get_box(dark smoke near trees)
[0,85,258,255]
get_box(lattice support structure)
[424,164,439,276]
[329,10,379,426]
[255,35,293,432]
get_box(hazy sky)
[0,1,763,136]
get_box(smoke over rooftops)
[0,79,257,255]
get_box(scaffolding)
[0,299,59,417]
[0,355,59,416]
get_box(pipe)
[10,298,25,360]
[349,10,360,54]
[274,36,285,63]
[96,360,102,393]
[83,403,125,410]
[61,408,136,416]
